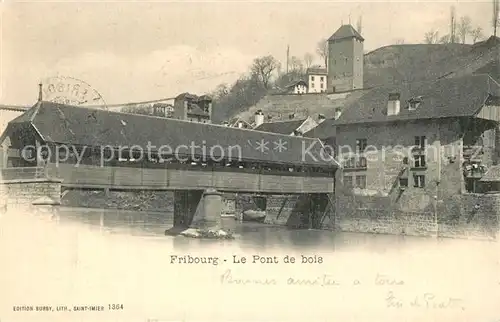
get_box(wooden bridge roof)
[6,101,338,168]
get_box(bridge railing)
[0,167,48,181]
[44,163,335,193]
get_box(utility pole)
[286,45,290,74]
[450,6,456,43]
[38,83,43,102]
[494,0,499,37]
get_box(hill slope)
[228,39,499,124]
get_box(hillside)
[229,39,499,124]
[363,43,473,87]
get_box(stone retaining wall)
[0,179,62,205]
[334,192,500,240]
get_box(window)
[413,155,426,168]
[320,83,324,89]
[320,77,324,82]
[311,76,315,81]
[344,175,353,187]
[356,139,367,153]
[408,97,422,110]
[344,157,356,168]
[355,175,367,189]
[413,174,425,188]
[408,102,419,110]
[356,156,367,168]
[311,82,315,88]
[415,136,426,149]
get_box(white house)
[286,80,308,94]
[306,66,328,93]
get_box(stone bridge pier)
[173,188,230,238]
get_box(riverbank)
[1,206,499,322]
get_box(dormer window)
[408,102,419,110]
[408,96,423,110]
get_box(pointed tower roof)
[328,24,364,42]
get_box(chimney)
[254,110,264,127]
[334,108,342,120]
[387,93,401,116]
[237,121,243,128]
[222,121,229,127]
[289,113,295,119]
[38,83,43,102]
[318,113,326,124]
[293,130,303,137]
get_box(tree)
[316,38,328,67]
[439,34,451,44]
[450,6,457,43]
[250,55,280,89]
[494,0,499,37]
[395,38,405,44]
[457,16,472,43]
[356,16,363,35]
[303,53,314,69]
[213,83,229,99]
[289,56,304,72]
[424,30,440,44]
[121,104,152,115]
[470,26,485,43]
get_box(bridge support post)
[173,190,203,228]
[191,188,223,230]
[178,188,233,239]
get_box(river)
[1,206,499,322]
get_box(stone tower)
[327,24,364,92]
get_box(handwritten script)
[220,269,404,287]
[220,269,465,310]
[386,291,465,310]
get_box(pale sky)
[0,0,492,106]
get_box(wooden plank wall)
[46,164,334,193]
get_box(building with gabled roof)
[284,80,308,94]
[0,101,336,169]
[327,24,364,92]
[173,92,213,124]
[253,116,318,136]
[303,73,500,238]
[307,66,328,93]
[328,24,365,42]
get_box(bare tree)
[439,34,451,44]
[494,0,499,37]
[450,6,457,43]
[470,26,485,43]
[424,30,440,44]
[121,104,152,115]
[395,38,405,44]
[303,53,314,69]
[289,56,304,72]
[250,55,280,89]
[213,83,229,99]
[457,16,472,43]
[356,15,363,34]
[316,38,328,67]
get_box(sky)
[0,0,493,106]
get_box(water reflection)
[53,207,478,254]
